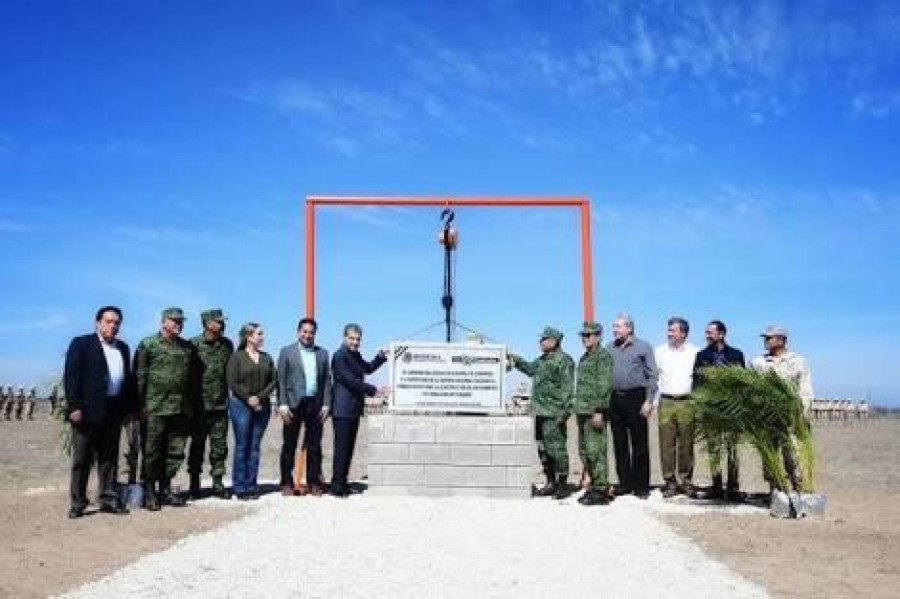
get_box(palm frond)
[690,365,814,491]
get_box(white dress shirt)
[99,335,125,396]
[654,342,699,404]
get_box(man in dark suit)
[330,323,386,497]
[693,319,746,501]
[63,306,138,519]
[276,317,332,496]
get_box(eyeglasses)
[580,333,597,338]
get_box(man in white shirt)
[63,306,138,518]
[655,317,699,498]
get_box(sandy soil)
[2,402,898,597]
[0,404,246,599]
[666,420,900,599]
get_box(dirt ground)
[666,419,900,599]
[1,402,898,598]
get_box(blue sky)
[1,0,898,404]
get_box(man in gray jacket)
[276,318,332,496]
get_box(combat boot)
[144,481,160,511]
[553,475,571,500]
[211,477,231,500]
[578,489,610,506]
[159,478,187,507]
[189,474,201,500]
[532,471,557,497]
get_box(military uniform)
[135,308,199,509]
[1,385,11,419]
[573,322,614,504]
[14,385,26,420]
[187,309,234,499]
[750,325,814,490]
[511,326,575,498]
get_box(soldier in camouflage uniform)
[135,307,200,510]
[187,309,234,500]
[1,384,10,419]
[510,326,575,500]
[14,384,26,420]
[574,322,614,506]
[750,325,814,491]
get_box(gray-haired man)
[607,314,658,499]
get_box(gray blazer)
[276,343,332,409]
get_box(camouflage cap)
[200,308,227,324]
[540,326,564,340]
[161,307,186,321]
[760,325,789,338]
[579,321,603,335]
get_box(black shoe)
[635,490,650,500]
[247,490,260,500]
[99,503,130,515]
[329,484,350,498]
[612,485,631,497]
[144,485,160,511]
[68,506,85,519]
[725,489,745,503]
[211,478,232,500]
[236,491,251,501]
[160,479,187,507]
[553,476,571,500]
[681,483,697,499]
[707,486,725,500]
[578,490,610,506]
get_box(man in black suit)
[276,317,332,496]
[692,320,746,501]
[63,306,138,519]
[330,323,386,497]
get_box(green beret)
[161,307,186,321]
[579,321,602,335]
[540,326,563,341]
[201,308,226,323]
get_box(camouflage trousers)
[187,410,229,478]
[144,414,188,482]
[577,414,608,489]
[535,415,569,478]
[123,418,146,483]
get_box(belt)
[660,394,690,400]
[613,388,644,396]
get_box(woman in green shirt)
[227,322,276,500]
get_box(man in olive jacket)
[574,321,614,506]
[135,307,200,510]
[510,326,575,499]
[187,309,234,500]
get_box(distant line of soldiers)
[1,384,36,420]
[810,398,870,422]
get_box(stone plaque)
[389,342,506,414]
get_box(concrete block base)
[367,414,534,499]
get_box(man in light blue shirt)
[276,318,332,496]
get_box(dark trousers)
[331,416,361,490]
[70,421,121,510]
[279,400,323,486]
[610,388,650,493]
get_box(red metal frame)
[304,195,594,321]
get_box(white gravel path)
[62,493,767,599]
